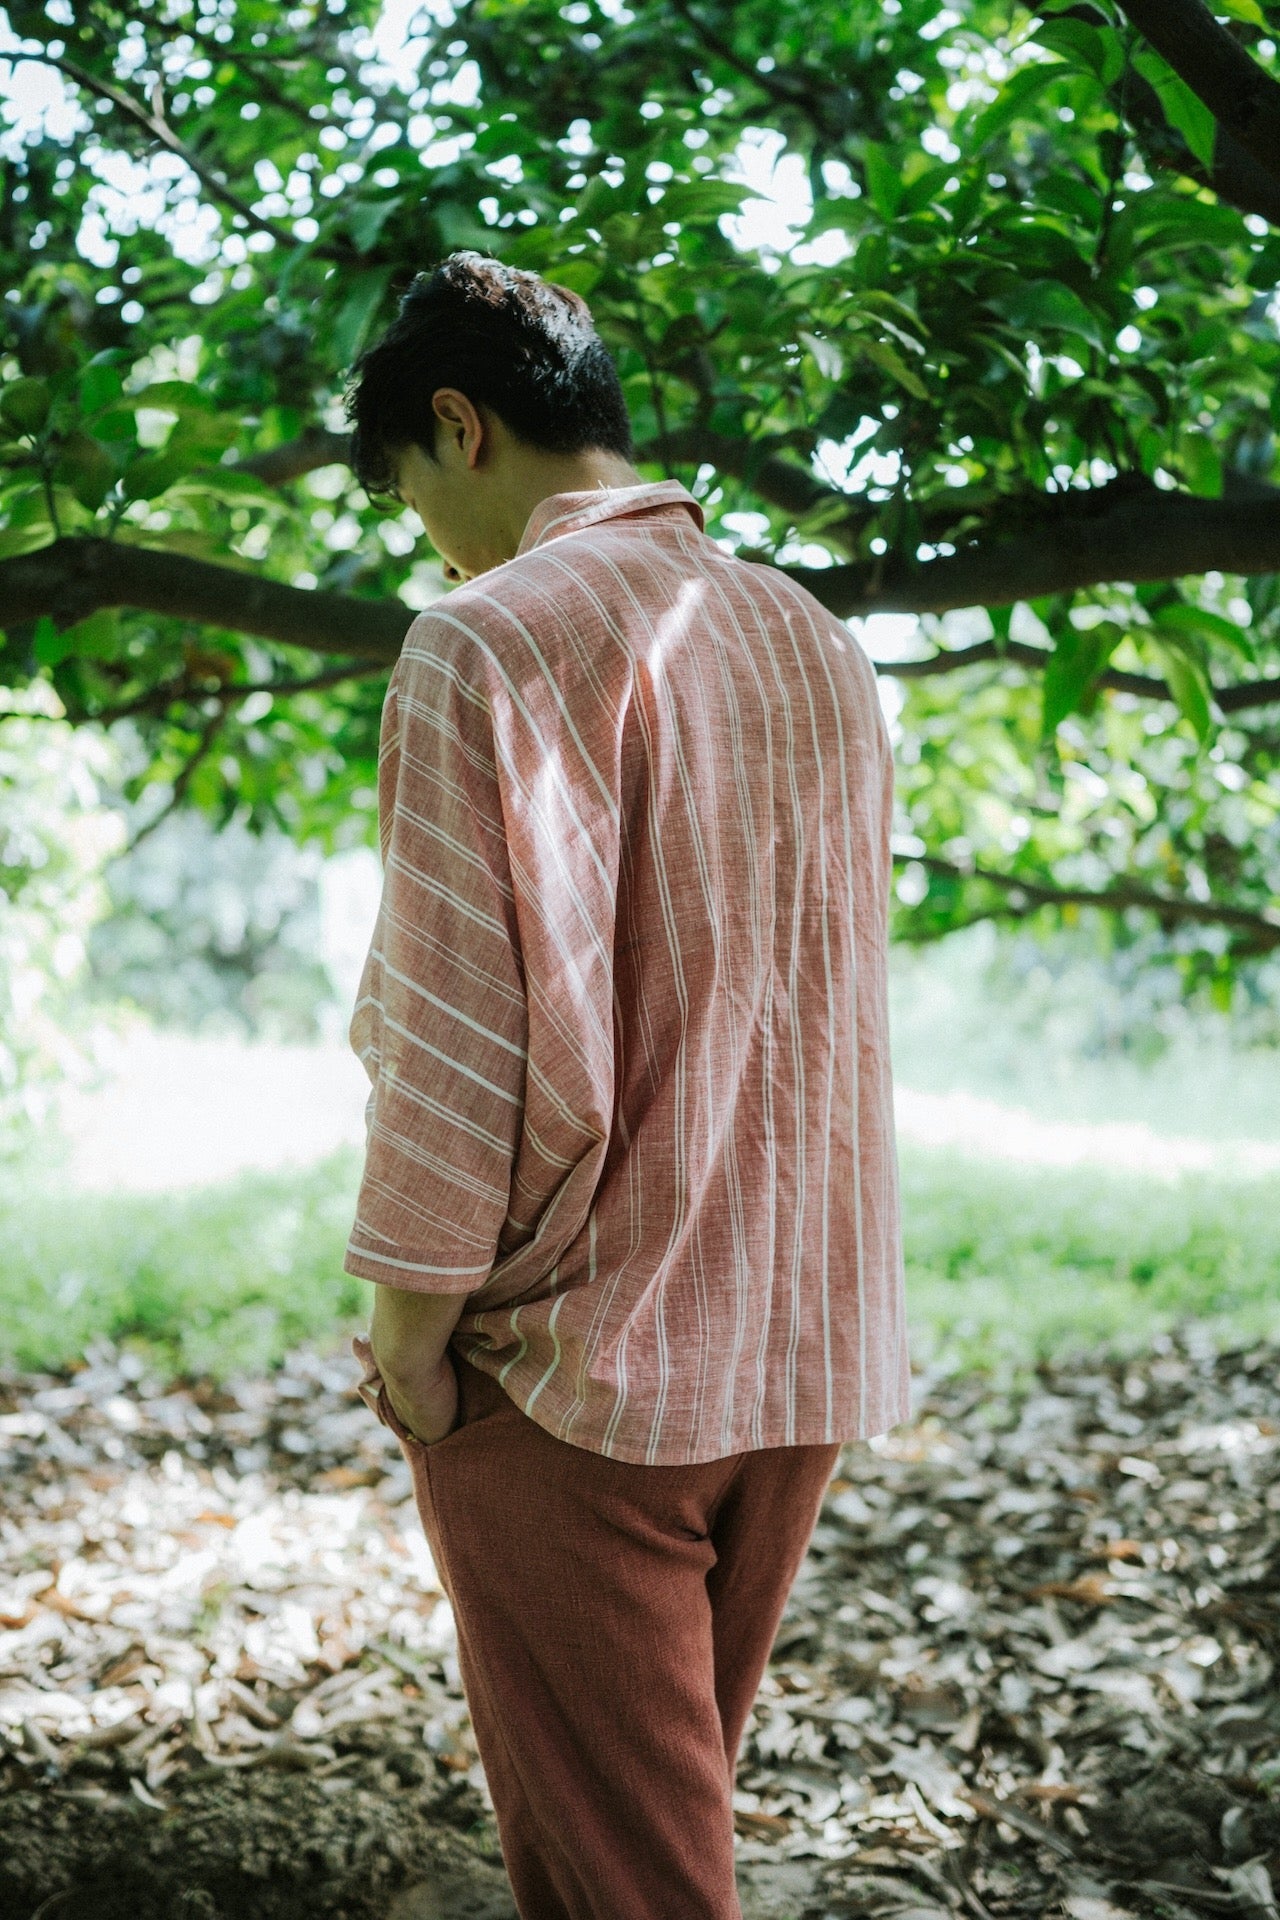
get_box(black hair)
[344,252,634,495]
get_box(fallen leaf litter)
[1,1325,1278,1917]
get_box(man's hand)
[382,1348,460,1445]
[354,1284,469,1447]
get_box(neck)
[497,447,645,556]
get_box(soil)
[2,1326,1278,1919]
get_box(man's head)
[345,253,639,583]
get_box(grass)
[1,1141,1278,1386]
[899,1146,1280,1382]
[0,1149,367,1379]
[888,934,1280,1143]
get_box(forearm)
[369,1282,468,1390]
[355,1284,470,1447]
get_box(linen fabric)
[380,1350,843,1920]
[344,479,909,1465]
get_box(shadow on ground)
[3,1328,1279,1918]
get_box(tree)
[1,0,1278,1000]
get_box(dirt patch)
[0,1769,508,1919]
[2,1327,1279,1917]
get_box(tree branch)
[124,708,226,853]
[238,429,352,486]
[233,427,1280,635]
[182,28,340,139]
[885,636,1160,693]
[39,53,350,263]
[6,512,1280,716]
[1200,122,1280,225]
[665,0,840,126]
[878,638,1280,714]
[907,852,1280,953]
[644,426,836,520]
[0,538,407,660]
[778,483,1280,619]
[61,660,380,728]
[1113,0,1280,187]
[1127,67,1280,224]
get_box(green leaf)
[1035,170,1103,229]
[1042,619,1124,735]
[33,614,74,667]
[121,450,191,501]
[859,289,928,336]
[0,378,51,435]
[799,330,844,380]
[167,413,243,459]
[1126,198,1244,251]
[0,524,54,560]
[79,353,127,417]
[1,486,55,531]
[54,431,117,510]
[862,140,903,219]
[91,407,142,446]
[1133,48,1217,169]
[130,527,259,567]
[851,231,889,288]
[1156,603,1255,662]
[992,278,1107,351]
[1112,195,1245,275]
[898,164,952,218]
[1033,17,1123,85]
[345,195,401,255]
[655,179,748,223]
[548,257,602,296]
[1178,433,1223,499]
[1151,636,1214,740]
[970,62,1068,148]
[169,469,283,509]
[859,337,929,399]
[332,265,393,371]
[1214,0,1266,24]
[1247,234,1280,290]
[115,382,216,414]
[61,608,120,660]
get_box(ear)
[431,388,486,469]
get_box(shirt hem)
[458,1353,911,1466]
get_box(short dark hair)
[344,252,634,495]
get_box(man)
[344,251,909,1920]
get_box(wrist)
[368,1286,467,1387]
[374,1342,454,1396]
[377,1348,460,1448]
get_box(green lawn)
[3,1143,1278,1384]
[899,1148,1280,1379]
[2,1150,368,1379]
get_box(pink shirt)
[345,480,908,1465]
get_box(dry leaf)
[1064,1899,1139,1920]
[3,1329,1279,1917]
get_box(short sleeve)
[343,632,529,1291]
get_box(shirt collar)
[516,479,706,556]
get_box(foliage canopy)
[2,0,1279,1000]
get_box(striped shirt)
[345,479,908,1465]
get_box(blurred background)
[2,0,1278,1394]
[4,8,1280,1909]
[4,626,1277,1392]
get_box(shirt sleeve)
[343,624,529,1292]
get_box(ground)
[1,1327,1278,1920]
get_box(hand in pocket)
[352,1334,460,1447]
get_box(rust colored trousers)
[380,1356,841,1920]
